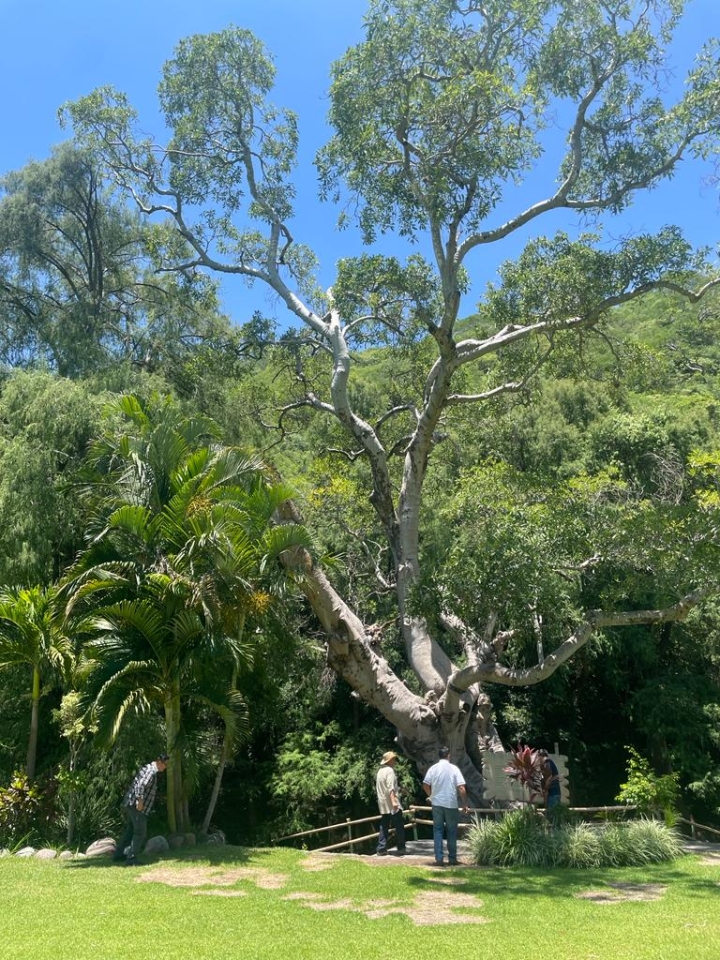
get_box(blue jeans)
[115,806,147,861]
[432,805,460,863]
[377,809,405,853]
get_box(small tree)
[0,585,72,779]
[616,746,680,823]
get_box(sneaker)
[395,850,407,856]
[448,859,462,866]
[434,860,445,866]
[376,851,388,857]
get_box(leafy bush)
[616,747,680,823]
[467,810,683,868]
[0,773,56,847]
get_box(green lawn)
[0,846,717,960]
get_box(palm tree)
[0,584,72,778]
[66,393,311,832]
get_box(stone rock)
[36,848,57,860]
[86,838,117,858]
[206,830,226,846]
[59,850,75,861]
[183,833,197,847]
[144,835,170,856]
[16,846,36,858]
[167,833,185,849]
[0,848,9,857]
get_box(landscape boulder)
[144,835,170,856]
[85,838,117,858]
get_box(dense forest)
[1,0,719,847]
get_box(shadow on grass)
[405,857,720,900]
[65,843,268,871]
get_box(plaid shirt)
[122,761,160,815]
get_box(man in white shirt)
[375,750,406,856]
[422,746,469,865]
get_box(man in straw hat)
[375,750,406,856]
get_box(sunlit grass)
[0,845,718,960]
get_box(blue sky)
[1,0,718,324]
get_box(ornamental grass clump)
[469,808,551,867]
[467,811,683,868]
[554,822,603,869]
[624,818,684,863]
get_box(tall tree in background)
[0,144,226,378]
[65,0,720,801]
[0,372,105,586]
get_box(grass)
[0,844,718,960]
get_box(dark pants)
[377,809,406,854]
[114,806,148,861]
[432,805,460,863]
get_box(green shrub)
[467,811,683,868]
[0,773,56,847]
[616,747,680,823]
[597,823,635,867]
[625,818,684,863]
[467,816,502,866]
[554,822,603,869]
[469,808,551,867]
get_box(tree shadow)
[405,856,719,899]
[65,843,275,870]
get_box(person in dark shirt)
[114,754,169,865]
[539,750,562,810]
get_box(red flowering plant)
[503,745,545,805]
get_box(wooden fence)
[272,805,720,854]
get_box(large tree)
[64,1,720,801]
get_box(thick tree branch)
[447,587,709,692]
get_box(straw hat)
[380,751,398,765]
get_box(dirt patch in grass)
[139,861,487,925]
[299,856,334,872]
[191,889,247,897]
[138,866,289,890]
[283,889,488,926]
[576,882,667,904]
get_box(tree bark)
[26,666,40,779]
